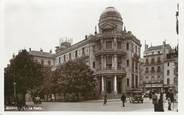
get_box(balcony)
[95,66,126,75]
[96,32,122,39]
[94,49,126,56]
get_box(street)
[5,98,178,112]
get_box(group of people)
[151,89,176,112]
[16,90,42,111]
[103,89,176,112]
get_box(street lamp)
[13,81,16,105]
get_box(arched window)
[157,66,161,72]
[151,67,155,73]
[151,58,155,64]
[167,78,170,85]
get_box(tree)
[53,59,97,101]
[4,49,43,104]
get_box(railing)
[94,49,126,56]
[95,66,126,75]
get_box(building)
[164,46,178,93]
[53,7,141,97]
[143,41,178,93]
[4,7,141,98]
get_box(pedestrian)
[149,91,152,100]
[121,94,126,107]
[166,89,174,111]
[103,94,107,105]
[157,93,164,112]
[152,92,158,112]
[51,94,55,102]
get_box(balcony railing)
[94,49,126,56]
[95,66,126,75]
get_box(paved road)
[5,98,178,112]
[39,98,178,112]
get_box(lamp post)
[13,81,16,105]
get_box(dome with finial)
[98,7,123,32]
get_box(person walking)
[103,94,107,105]
[166,89,174,111]
[121,94,126,107]
[152,92,158,112]
[157,93,164,112]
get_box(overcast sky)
[3,0,179,67]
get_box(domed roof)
[100,7,122,19]
[99,7,123,31]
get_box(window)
[157,57,161,63]
[48,60,51,65]
[127,78,129,87]
[93,62,95,68]
[157,76,160,79]
[167,78,170,85]
[145,76,149,79]
[41,59,44,65]
[135,75,138,88]
[106,55,112,69]
[158,51,160,54]
[82,47,85,56]
[64,55,66,62]
[145,67,149,73]
[167,62,170,66]
[69,53,71,60]
[106,41,112,49]
[132,74,134,88]
[126,43,129,50]
[117,56,122,69]
[157,66,161,72]
[59,57,61,63]
[151,58,155,64]
[151,67,155,73]
[145,58,149,64]
[135,45,137,53]
[167,70,170,76]
[127,59,129,67]
[75,50,78,58]
[117,41,122,49]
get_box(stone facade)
[27,7,141,98]
[142,41,178,93]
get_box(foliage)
[4,50,44,101]
[53,59,97,101]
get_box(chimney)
[85,35,87,39]
[29,48,31,52]
[40,48,43,52]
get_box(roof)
[29,50,55,59]
[147,44,171,51]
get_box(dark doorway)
[117,80,122,94]
[107,81,112,93]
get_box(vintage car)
[131,94,143,103]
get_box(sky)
[3,0,180,67]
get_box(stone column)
[114,55,117,70]
[114,36,117,50]
[101,76,105,93]
[114,76,117,94]
[101,55,103,70]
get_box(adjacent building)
[142,41,178,93]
